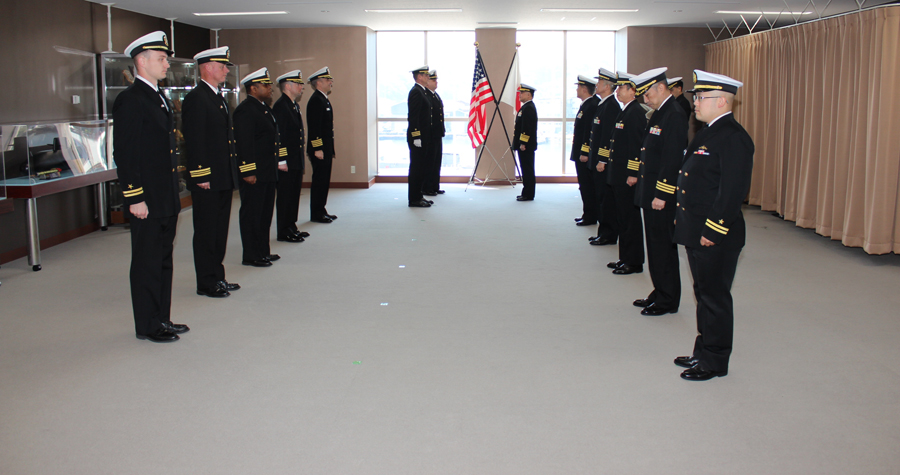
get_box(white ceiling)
[90,0,892,32]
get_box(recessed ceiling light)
[476,21,518,24]
[193,11,288,16]
[541,8,639,13]
[715,10,813,14]
[365,8,462,13]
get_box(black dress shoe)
[436,189,446,194]
[633,298,654,308]
[516,196,534,201]
[163,322,190,334]
[296,231,310,238]
[136,328,179,343]
[574,217,583,223]
[325,213,337,220]
[641,303,678,316]
[424,199,434,204]
[311,216,333,223]
[277,234,304,243]
[409,200,432,207]
[218,280,240,291]
[575,220,597,226]
[589,237,616,246]
[612,264,643,275]
[423,191,438,196]
[242,259,272,267]
[197,287,230,298]
[266,254,281,262]
[680,364,727,381]
[674,356,700,368]
[607,260,624,269]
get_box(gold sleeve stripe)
[627,160,641,171]
[581,144,590,153]
[279,147,288,157]
[190,167,211,178]
[656,181,676,194]
[311,139,324,147]
[596,148,610,157]
[411,131,421,137]
[239,163,257,172]
[705,219,729,234]
[122,187,144,197]
[519,134,530,143]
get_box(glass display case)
[98,54,240,205]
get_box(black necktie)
[157,89,169,112]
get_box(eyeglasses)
[693,95,720,102]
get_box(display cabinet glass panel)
[0,120,113,186]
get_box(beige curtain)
[706,6,900,254]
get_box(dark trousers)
[611,183,644,265]
[423,138,443,193]
[408,143,429,202]
[593,171,617,241]
[309,156,332,219]
[129,214,177,335]
[191,189,233,291]
[276,168,303,236]
[518,149,536,199]
[574,159,598,222]
[642,206,681,308]
[239,180,275,262]
[686,244,742,373]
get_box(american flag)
[468,50,494,148]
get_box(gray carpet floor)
[1,183,899,474]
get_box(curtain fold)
[706,6,900,254]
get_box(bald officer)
[113,31,188,342]
[674,70,754,381]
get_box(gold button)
[684,172,688,176]
[676,202,679,206]
[682,190,685,194]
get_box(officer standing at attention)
[513,84,538,201]
[605,72,647,275]
[588,68,622,244]
[234,67,283,267]
[407,65,433,208]
[667,77,693,116]
[423,70,446,197]
[631,67,688,316]
[674,70,754,381]
[273,69,310,243]
[182,46,241,299]
[572,75,601,227]
[113,31,188,342]
[306,67,338,222]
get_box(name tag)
[649,126,662,136]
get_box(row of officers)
[406,66,446,207]
[512,67,755,381]
[112,31,339,344]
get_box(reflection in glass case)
[0,134,5,201]
[98,54,240,202]
[0,121,114,186]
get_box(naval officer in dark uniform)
[113,31,188,342]
[513,84,538,201]
[423,70,446,197]
[588,68,622,244]
[234,67,283,267]
[407,65,433,208]
[182,46,241,298]
[572,75,600,226]
[606,72,647,275]
[273,69,309,243]
[667,77,693,117]
[631,68,688,316]
[674,70,754,381]
[306,67,338,222]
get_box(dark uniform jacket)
[674,113,754,248]
[635,96,688,209]
[570,95,600,161]
[306,89,334,159]
[181,81,239,191]
[606,100,648,186]
[407,84,432,145]
[512,100,538,152]
[272,93,305,174]
[588,94,622,168]
[233,96,283,183]
[430,90,445,139]
[675,94,692,117]
[112,79,180,217]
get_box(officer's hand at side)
[243,175,257,185]
[198,182,210,190]
[701,237,715,247]
[278,163,288,172]
[626,177,638,186]
[596,162,605,172]
[130,202,149,219]
[651,198,665,210]
[520,145,526,151]
[413,139,422,148]
[315,150,324,160]
[579,155,588,163]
